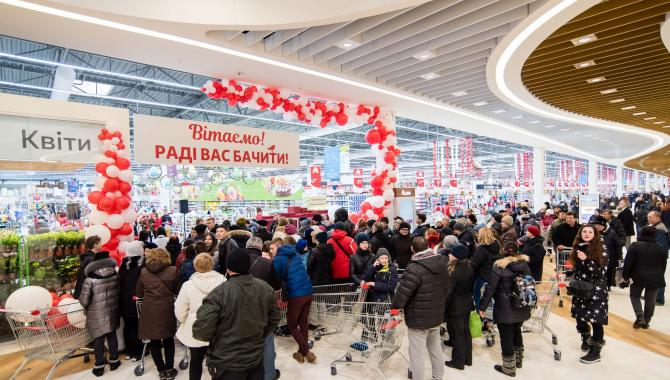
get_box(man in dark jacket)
[522,226,545,281]
[602,209,625,246]
[411,213,430,239]
[453,223,475,257]
[617,198,635,249]
[444,244,475,370]
[552,212,580,251]
[215,225,238,274]
[391,237,449,380]
[622,226,667,328]
[390,222,413,269]
[254,220,273,242]
[193,248,280,379]
[594,217,622,290]
[74,235,101,299]
[307,232,335,285]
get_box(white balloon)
[365,210,375,218]
[385,164,394,172]
[89,210,109,225]
[6,286,52,322]
[102,140,112,149]
[110,145,119,152]
[107,214,124,229]
[119,170,134,183]
[121,209,137,224]
[112,191,123,198]
[383,189,395,202]
[118,233,134,242]
[106,165,120,178]
[94,154,106,163]
[370,196,385,208]
[57,298,86,328]
[370,214,379,221]
[118,241,129,253]
[104,157,115,164]
[85,224,111,245]
[94,176,106,189]
[111,137,120,145]
[116,150,130,159]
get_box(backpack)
[511,273,537,308]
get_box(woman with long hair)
[570,224,608,364]
[203,232,217,254]
[471,228,501,311]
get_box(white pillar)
[533,147,546,212]
[615,166,624,197]
[588,160,598,194]
[645,172,651,192]
[633,170,639,191]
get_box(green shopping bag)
[469,311,482,338]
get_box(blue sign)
[324,146,341,182]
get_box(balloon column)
[85,128,135,265]
[201,79,399,221]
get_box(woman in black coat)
[480,241,531,377]
[521,226,545,281]
[444,245,475,371]
[350,234,375,287]
[369,222,391,255]
[307,232,335,285]
[117,241,145,361]
[622,226,667,328]
[471,228,501,310]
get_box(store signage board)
[476,183,502,190]
[578,194,599,224]
[323,146,341,182]
[133,115,299,168]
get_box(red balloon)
[118,181,132,194]
[373,207,384,214]
[104,238,119,250]
[372,188,383,196]
[360,202,372,213]
[115,197,130,211]
[118,143,125,150]
[371,175,384,189]
[119,223,133,236]
[97,133,105,140]
[113,131,122,138]
[98,197,114,211]
[103,179,120,193]
[365,129,381,145]
[47,308,69,329]
[100,128,109,134]
[104,151,117,159]
[59,294,73,301]
[335,113,348,126]
[116,158,131,170]
[87,191,104,204]
[350,214,360,224]
[384,151,396,164]
[95,162,109,174]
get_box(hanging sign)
[133,115,299,168]
[353,168,364,189]
[309,165,322,188]
[323,146,341,182]
[416,171,425,188]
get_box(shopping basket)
[0,301,92,380]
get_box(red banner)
[416,171,425,188]
[353,168,363,189]
[309,165,321,188]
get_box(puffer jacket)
[328,229,356,280]
[391,249,450,329]
[445,259,475,317]
[480,255,532,325]
[369,231,391,255]
[522,236,545,281]
[307,243,335,285]
[471,242,501,282]
[501,227,518,247]
[118,255,143,319]
[79,256,120,340]
[349,249,375,285]
[215,236,238,274]
[390,234,413,269]
[135,260,179,340]
[273,245,313,299]
[363,263,398,302]
[623,234,667,289]
[175,270,225,347]
[73,251,95,299]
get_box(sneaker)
[305,351,317,363]
[633,320,643,329]
[165,368,178,380]
[92,366,105,377]
[579,352,601,364]
[640,321,649,329]
[274,369,281,380]
[292,352,305,364]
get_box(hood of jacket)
[122,255,143,270]
[316,243,335,257]
[331,229,348,240]
[145,260,169,274]
[85,258,117,278]
[481,242,500,254]
[277,245,297,258]
[334,208,349,222]
[229,229,253,239]
[190,271,225,294]
[494,254,529,269]
[637,234,657,243]
[527,236,544,245]
[411,248,444,274]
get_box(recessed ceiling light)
[545,125,556,128]
[560,128,570,132]
[587,76,606,83]
[644,117,657,120]
[336,39,360,49]
[609,98,625,103]
[450,90,468,97]
[633,112,647,116]
[571,33,598,46]
[412,50,436,60]
[653,121,666,124]
[492,109,507,114]
[621,105,636,110]
[574,60,596,69]
[512,115,524,119]
[600,88,617,94]
[420,72,440,80]
[529,120,541,124]
[473,101,488,106]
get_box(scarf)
[378,264,390,273]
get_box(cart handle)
[0,308,41,315]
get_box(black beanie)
[316,231,328,244]
[399,222,411,230]
[194,224,207,235]
[226,247,250,274]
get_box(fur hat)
[246,237,263,251]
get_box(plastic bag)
[469,311,482,338]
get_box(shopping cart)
[481,301,498,348]
[133,297,189,376]
[554,249,574,307]
[328,302,408,379]
[1,301,93,380]
[311,283,368,339]
[522,281,561,361]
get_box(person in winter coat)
[229,228,253,250]
[453,223,475,256]
[622,226,667,329]
[634,204,648,235]
[570,225,608,364]
[390,222,413,269]
[136,248,180,380]
[328,223,357,283]
[593,216,622,290]
[369,222,391,255]
[500,216,518,247]
[165,236,182,266]
[255,219,273,242]
[333,208,355,237]
[391,237,450,380]
[118,241,145,361]
[307,232,335,286]
[174,253,225,380]
[541,209,556,228]
[350,234,376,288]
[79,250,121,377]
[362,248,398,302]
[193,247,280,379]
[522,226,545,281]
[552,212,580,251]
[471,228,501,311]
[273,244,316,364]
[444,244,475,370]
[412,213,430,239]
[74,235,101,299]
[154,226,169,249]
[479,241,532,377]
[215,225,238,274]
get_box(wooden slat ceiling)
[521,0,670,176]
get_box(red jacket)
[328,229,357,280]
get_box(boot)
[92,365,105,377]
[514,346,524,369]
[494,355,516,377]
[580,338,604,364]
[109,357,121,371]
[165,368,178,380]
[580,333,591,352]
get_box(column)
[588,160,598,194]
[645,173,651,192]
[615,166,624,197]
[533,147,546,212]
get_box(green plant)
[54,255,80,283]
[0,232,20,249]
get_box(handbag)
[567,279,595,299]
[280,257,291,302]
[469,311,482,338]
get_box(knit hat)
[399,222,411,230]
[246,237,263,251]
[285,224,297,235]
[376,248,390,260]
[367,220,375,228]
[493,213,503,223]
[312,214,323,223]
[443,235,460,249]
[527,225,541,237]
[226,247,250,274]
[501,215,514,227]
[316,231,328,244]
[256,219,268,227]
[295,239,308,254]
[194,224,207,235]
[303,227,314,240]
[125,241,144,257]
[356,234,370,244]
[450,244,468,260]
[453,222,466,231]
[594,216,607,226]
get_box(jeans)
[213,361,264,380]
[287,295,313,355]
[149,338,175,371]
[630,284,659,322]
[93,331,119,366]
[122,317,142,358]
[189,346,208,380]
[407,326,443,380]
[472,276,487,311]
[497,322,523,357]
[263,334,276,380]
[446,314,472,366]
[576,320,604,341]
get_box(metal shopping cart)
[1,302,93,380]
[133,297,189,376]
[554,249,574,307]
[328,302,409,379]
[522,281,561,361]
